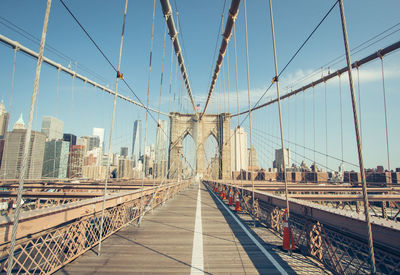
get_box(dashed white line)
[190,182,204,275]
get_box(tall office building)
[248,146,258,170]
[88,136,100,151]
[68,145,85,178]
[274,148,291,172]
[0,100,9,139]
[63,133,76,151]
[42,140,69,178]
[41,116,64,140]
[155,120,168,178]
[230,126,248,171]
[92,128,105,151]
[0,115,46,179]
[132,120,142,163]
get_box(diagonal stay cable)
[231,0,339,118]
[59,0,164,123]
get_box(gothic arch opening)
[181,133,195,179]
[204,133,220,179]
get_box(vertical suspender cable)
[139,0,156,225]
[312,86,316,170]
[233,24,242,189]
[339,75,344,162]
[168,39,174,114]
[223,60,226,113]
[98,0,128,255]
[356,67,362,143]
[7,1,52,274]
[268,0,291,253]
[243,0,255,220]
[338,0,376,273]
[158,21,167,124]
[379,55,390,171]
[324,80,328,170]
[227,47,231,114]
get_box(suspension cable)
[339,75,344,163]
[379,55,390,171]
[324,80,328,169]
[157,21,167,124]
[7,1,52,274]
[356,66,362,142]
[98,0,128,255]
[268,0,290,237]
[139,0,156,226]
[243,0,256,225]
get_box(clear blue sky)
[0,0,399,171]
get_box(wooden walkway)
[56,182,330,274]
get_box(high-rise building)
[230,126,248,171]
[42,140,69,178]
[76,136,89,153]
[92,128,105,151]
[41,116,64,140]
[274,148,291,172]
[0,100,10,139]
[120,147,128,157]
[247,146,258,170]
[68,145,85,178]
[88,136,100,151]
[63,133,76,151]
[0,115,46,179]
[132,120,142,162]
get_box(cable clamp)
[272,75,278,83]
[117,71,124,79]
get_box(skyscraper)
[274,148,291,172]
[88,136,100,151]
[92,128,105,151]
[68,145,85,178]
[42,140,69,178]
[248,146,258,170]
[0,100,9,139]
[63,133,76,151]
[41,116,64,140]
[230,126,248,171]
[132,120,142,163]
[0,115,46,179]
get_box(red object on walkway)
[282,209,295,251]
[228,189,234,206]
[234,192,241,212]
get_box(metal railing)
[205,180,400,274]
[0,180,191,274]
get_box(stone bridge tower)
[168,112,231,179]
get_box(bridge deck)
[56,182,330,274]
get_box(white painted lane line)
[208,184,288,275]
[191,182,204,275]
